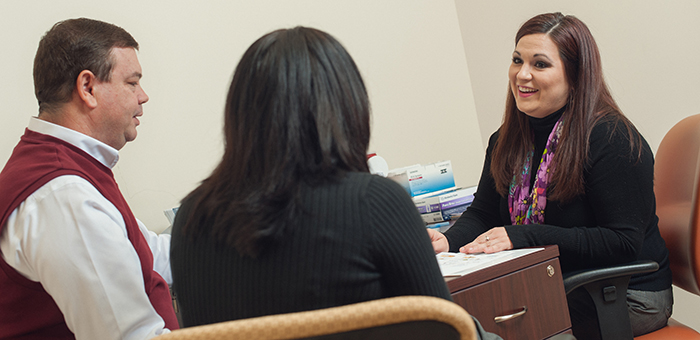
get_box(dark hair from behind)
[33,18,138,114]
[491,12,641,202]
[180,26,371,257]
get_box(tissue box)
[413,186,477,223]
[388,160,455,197]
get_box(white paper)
[436,248,544,277]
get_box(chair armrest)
[562,260,659,340]
[563,260,659,294]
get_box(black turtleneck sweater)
[444,110,672,291]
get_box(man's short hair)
[33,18,139,113]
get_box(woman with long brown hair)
[169,27,504,340]
[429,12,672,338]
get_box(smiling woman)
[428,12,673,339]
[508,33,570,119]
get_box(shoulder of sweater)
[486,129,500,152]
[590,116,648,148]
[588,116,653,165]
[343,171,374,183]
[338,172,396,199]
[489,129,500,143]
[590,114,648,141]
[363,173,410,199]
[351,173,418,213]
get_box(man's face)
[92,47,149,150]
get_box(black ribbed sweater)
[444,112,672,291]
[170,172,451,327]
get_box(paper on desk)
[436,248,544,277]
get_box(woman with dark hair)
[429,12,672,338]
[168,26,504,336]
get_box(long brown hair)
[491,12,641,202]
[180,27,371,257]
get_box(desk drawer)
[451,258,570,340]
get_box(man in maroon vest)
[0,18,179,339]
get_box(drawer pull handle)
[494,306,527,323]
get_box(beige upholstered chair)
[154,295,477,340]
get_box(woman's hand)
[427,228,449,253]
[459,227,513,254]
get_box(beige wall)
[454,0,700,332]
[0,0,483,234]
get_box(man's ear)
[75,70,98,109]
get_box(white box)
[388,160,455,197]
[414,186,477,223]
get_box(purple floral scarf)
[508,116,564,225]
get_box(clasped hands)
[427,227,513,254]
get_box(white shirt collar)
[27,117,120,169]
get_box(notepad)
[436,248,544,277]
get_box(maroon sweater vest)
[0,129,178,339]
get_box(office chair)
[634,114,700,339]
[562,114,700,339]
[153,295,478,340]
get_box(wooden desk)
[447,245,571,340]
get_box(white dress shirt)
[0,117,172,340]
